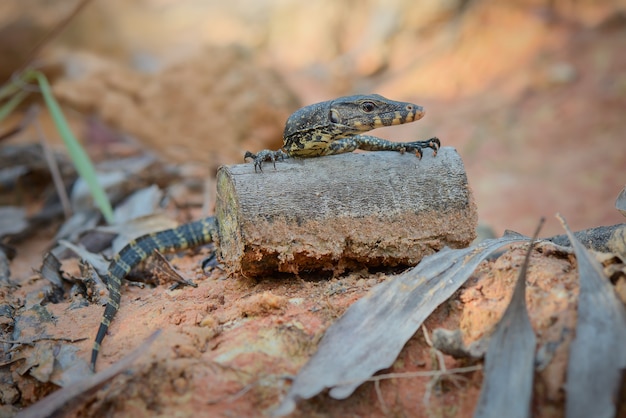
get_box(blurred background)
[1,0,625,237]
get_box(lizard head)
[282,94,426,147]
[327,94,424,134]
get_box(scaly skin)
[91,94,440,370]
[90,217,217,370]
[244,94,440,171]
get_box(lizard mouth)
[349,107,425,130]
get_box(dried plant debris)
[558,215,626,418]
[54,212,175,261]
[76,261,108,306]
[53,210,102,249]
[35,252,65,303]
[95,212,177,246]
[107,214,177,254]
[110,184,164,224]
[67,155,179,215]
[38,259,110,309]
[59,213,180,272]
[58,240,109,275]
[0,243,16,285]
[151,250,197,289]
[616,186,626,217]
[0,145,76,233]
[274,232,531,416]
[0,144,74,193]
[0,303,15,357]
[14,343,91,387]
[69,164,144,214]
[14,330,161,418]
[0,207,28,238]
[78,182,176,256]
[275,222,626,415]
[474,221,542,418]
[58,213,192,296]
[431,328,488,360]
[53,160,174,250]
[12,304,56,341]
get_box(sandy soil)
[1,1,625,417]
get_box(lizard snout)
[406,104,425,122]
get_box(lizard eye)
[360,101,376,113]
[329,109,340,123]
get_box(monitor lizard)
[90,94,440,370]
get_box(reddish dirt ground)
[1,1,625,417]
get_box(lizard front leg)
[244,149,289,172]
[328,135,440,158]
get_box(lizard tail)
[91,217,218,370]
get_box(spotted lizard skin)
[244,94,439,171]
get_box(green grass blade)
[0,79,23,101]
[32,70,114,223]
[0,90,29,123]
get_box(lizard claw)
[401,137,440,159]
[426,137,441,156]
[244,149,288,172]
